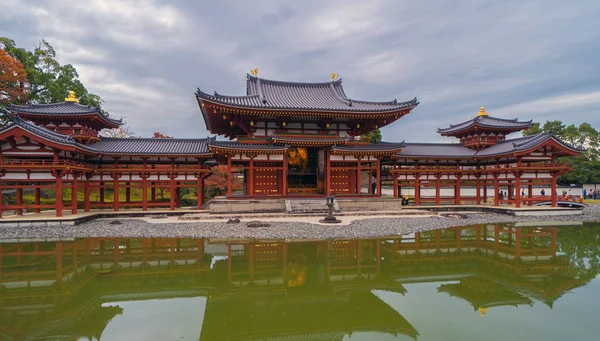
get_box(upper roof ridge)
[98,136,214,142]
[246,74,342,87]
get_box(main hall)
[0,74,582,217]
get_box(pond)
[1,223,600,340]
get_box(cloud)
[0,0,599,140]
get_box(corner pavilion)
[0,75,582,217]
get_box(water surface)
[1,223,599,340]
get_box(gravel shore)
[1,205,599,240]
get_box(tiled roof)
[394,132,583,159]
[476,132,583,157]
[398,143,477,158]
[9,102,122,126]
[208,140,288,151]
[330,141,405,155]
[437,116,532,135]
[196,74,418,113]
[88,137,214,155]
[0,116,96,152]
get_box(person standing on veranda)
[371,173,377,195]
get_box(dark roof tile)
[88,137,214,155]
[331,141,405,153]
[438,116,531,135]
[208,140,288,151]
[394,132,583,159]
[9,102,122,126]
[197,74,418,113]
[398,143,477,158]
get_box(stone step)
[285,199,340,214]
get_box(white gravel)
[1,205,598,240]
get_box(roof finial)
[65,91,79,103]
[331,73,339,81]
[478,307,488,316]
[476,106,488,117]
[250,68,258,76]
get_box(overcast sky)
[1,0,599,142]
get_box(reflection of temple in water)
[0,225,592,340]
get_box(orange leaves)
[0,48,27,104]
[152,131,172,138]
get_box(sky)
[1,0,599,142]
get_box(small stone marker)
[109,220,122,225]
[226,218,241,224]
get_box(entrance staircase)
[285,199,340,214]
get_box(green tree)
[522,122,542,136]
[528,120,600,184]
[0,37,104,111]
[360,128,382,144]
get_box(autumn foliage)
[153,131,172,138]
[204,165,243,198]
[0,48,27,104]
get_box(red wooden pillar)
[34,183,41,213]
[435,176,441,206]
[249,157,255,197]
[326,151,331,195]
[113,178,119,212]
[55,172,63,217]
[551,174,557,207]
[227,156,232,197]
[376,157,381,196]
[142,177,148,211]
[515,173,521,208]
[493,176,499,206]
[151,184,156,202]
[454,176,461,205]
[16,186,23,215]
[414,176,420,206]
[475,178,481,205]
[282,152,287,197]
[356,157,362,196]
[528,183,533,205]
[71,177,78,215]
[169,177,176,210]
[197,176,204,209]
[483,179,488,203]
[175,185,181,208]
[393,172,398,198]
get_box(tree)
[360,128,382,143]
[152,131,172,138]
[0,48,27,104]
[100,122,137,138]
[204,165,243,199]
[527,119,600,184]
[0,37,104,110]
[522,122,542,136]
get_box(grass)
[584,199,600,204]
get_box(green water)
[1,223,600,341]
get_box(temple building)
[0,75,583,217]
